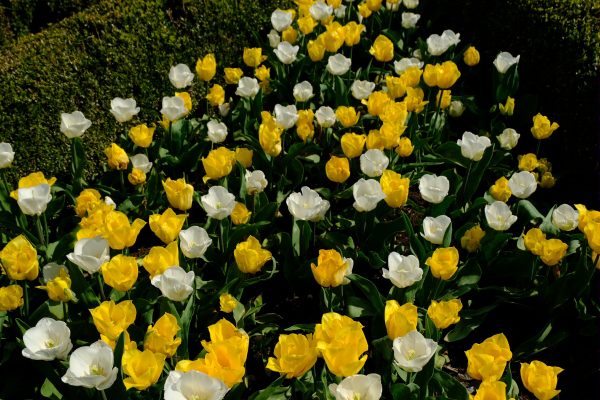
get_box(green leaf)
[105,332,127,399]
[348,274,385,315]
[431,371,469,400]
[401,212,427,261]
[461,145,494,205]
[179,289,196,359]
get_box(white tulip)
[161,96,187,121]
[394,57,423,74]
[327,54,352,75]
[274,104,299,129]
[310,1,334,21]
[426,30,460,56]
[267,29,281,48]
[315,106,336,128]
[382,253,423,288]
[169,64,194,89]
[401,12,420,29]
[508,171,537,199]
[393,330,437,372]
[0,142,15,168]
[386,1,400,11]
[130,154,152,174]
[207,120,228,143]
[353,179,386,212]
[245,170,268,195]
[419,174,450,204]
[360,149,389,178]
[22,318,72,361]
[334,4,347,17]
[62,340,118,390]
[271,10,293,32]
[110,98,140,123]
[60,111,92,139]
[218,103,231,117]
[497,128,520,150]
[236,77,260,99]
[403,0,419,9]
[448,100,465,117]
[17,184,51,216]
[421,215,451,245]
[412,48,423,59]
[201,186,236,220]
[164,370,228,400]
[457,131,492,161]
[104,196,116,208]
[67,237,110,274]
[179,226,212,259]
[485,201,518,231]
[274,42,299,64]
[293,81,314,102]
[329,374,383,400]
[151,266,195,302]
[286,186,330,221]
[494,51,520,74]
[350,80,376,100]
[552,204,579,231]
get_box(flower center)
[90,364,105,376]
[44,339,56,348]
[406,349,417,360]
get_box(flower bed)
[0,0,598,399]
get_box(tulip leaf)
[40,378,62,399]
[179,288,196,360]
[249,376,287,400]
[430,371,469,400]
[517,200,544,222]
[348,274,385,316]
[460,145,494,205]
[401,212,427,261]
[70,137,86,192]
[105,332,127,399]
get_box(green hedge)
[427,0,600,206]
[0,0,289,185]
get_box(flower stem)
[35,216,46,247]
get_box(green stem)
[35,216,46,247]
[100,390,108,400]
[97,274,106,301]
[22,281,29,317]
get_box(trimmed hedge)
[426,0,600,207]
[0,0,289,185]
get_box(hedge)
[426,0,600,207]
[0,0,289,186]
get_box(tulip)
[151,266,195,302]
[109,98,139,123]
[401,12,420,29]
[421,215,451,245]
[235,77,260,99]
[426,247,459,280]
[524,228,546,256]
[274,42,299,64]
[128,168,146,186]
[206,84,225,106]
[426,30,460,56]
[340,132,366,158]
[101,254,138,292]
[0,285,24,311]
[122,348,166,390]
[380,170,410,208]
[231,202,251,225]
[207,120,228,143]
[520,360,563,400]
[60,111,92,139]
[149,208,186,244]
[382,253,422,288]
[311,249,353,287]
[394,58,423,74]
[168,64,194,88]
[202,147,236,182]
[463,46,480,66]
[329,374,383,400]
[234,236,272,274]
[62,341,118,390]
[0,235,38,280]
[353,178,386,212]
[195,53,216,81]
[274,104,299,129]
[37,263,75,302]
[245,170,268,195]
[540,239,568,266]
[268,29,281,48]
[271,9,293,32]
[325,156,350,183]
[465,333,512,381]
[494,51,520,74]
[144,315,181,357]
[201,186,236,220]
[552,204,579,231]
[0,142,15,168]
[461,225,486,253]
[395,137,414,157]
[17,183,51,216]
[163,178,194,211]
[130,154,152,174]
[404,0,419,8]
[419,174,450,204]
[531,113,559,140]
[327,54,352,75]
[129,124,155,148]
[359,149,388,177]
[350,80,376,100]
[22,317,72,361]
[164,370,229,400]
[103,210,146,250]
[497,128,520,150]
[427,299,463,329]
[385,300,418,339]
[508,171,537,199]
[485,201,518,231]
[219,293,238,313]
[473,380,507,400]
[315,106,336,128]
[142,241,179,277]
[293,81,314,102]
[393,330,437,372]
[90,300,136,341]
[457,131,492,161]
[286,186,330,221]
[266,333,318,378]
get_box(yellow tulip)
[340,132,366,158]
[259,112,283,157]
[539,239,568,266]
[122,348,166,390]
[307,36,326,62]
[243,48,266,68]
[520,360,563,400]
[380,170,410,208]
[224,67,244,85]
[298,15,317,35]
[254,65,271,82]
[463,46,480,66]
[282,27,298,44]
[385,300,418,339]
[104,143,129,170]
[296,109,315,142]
[176,92,192,113]
[234,236,272,274]
[231,202,252,225]
[323,22,345,53]
[142,241,179,278]
[531,113,559,140]
[386,75,407,99]
[427,299,463,329]
[335,106,360,128]
[499,96,515,116]
[425,247,459,280]
[202,147,236,181]
[90,300,137,341]
[395,137,414,157]
[144,313,182,357]
[465,333,512,381]
[219,293,238,313]
[9,171,57,200]
[435,89,452,109]
[235,147,253,168]
[473,380,507,400]
[404,87,428,113]
[128,168,146,186]
[0,235,39,280]
[311,249,352,288]
[0,285,24,311]
[101,254,138,292]
[369,34,394,62]
[75,188,102,217]
[206,84,225,107]
[266,334,318,378]
[196,53,217,81]
[400,66,423,87]
[343,21,365,46]
[461,225,486,253]
[149,208,186,244]
[129,124,155,148]
[103,210,146,250]
[423,61,461,89]
[523,228,546,256]
[325,156,350,183]
[37,267,75,302]
[163,178,194,211]
[490,177,512,202]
